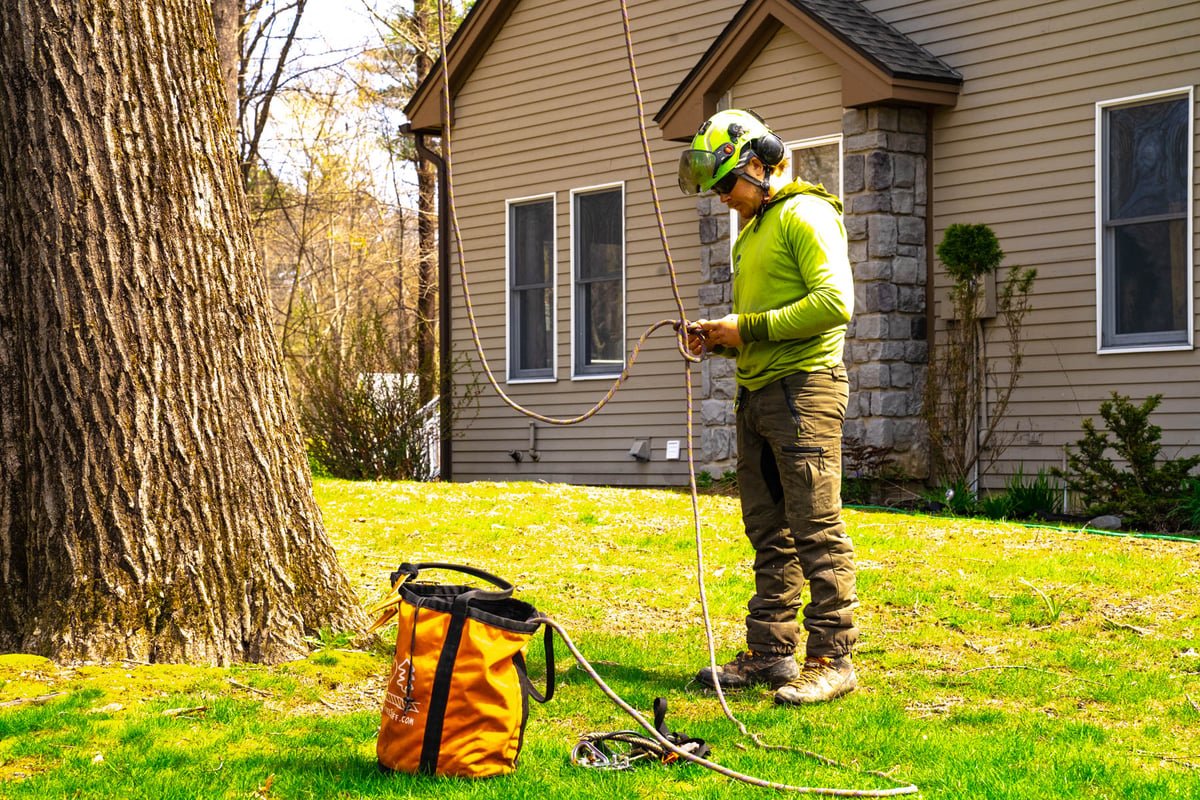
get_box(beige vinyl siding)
[728,26,843,142]
[445,0,742,485]
[863,0,1200,493]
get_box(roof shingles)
[791,0,961,83]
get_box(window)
[1097,88,1193,351]
[572,185,625,377]
[787,135,842,198]
[507,195,555,380]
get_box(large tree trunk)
[0,0,365,664]
[210,0,241,128]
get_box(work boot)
[774,655,857,705]
[695,650,799,690]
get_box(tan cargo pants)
[735,366,858,658]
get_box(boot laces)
[790,657,837,687]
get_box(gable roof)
[656,0,963,140]
[404,0,519,134]
[798,0,961,84]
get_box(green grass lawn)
[2,478,1198,799]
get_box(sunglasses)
[711,170,740,195]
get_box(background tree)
[237,0,313,184]
[251,73,414,369]
[368,0,468,405]
[0,0,364,663]
[209,0,312,184]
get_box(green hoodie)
[719,179,853,391]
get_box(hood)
[765,177,844,215]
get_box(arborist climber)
[677,109,858,705]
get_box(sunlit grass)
[0,478,1197,798]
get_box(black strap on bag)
[516,627,556,703]
[396,563,555,775]
[512,625,556,763]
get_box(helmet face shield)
[677,149,718,195]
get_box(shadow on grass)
[549,657,694,697]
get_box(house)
[405,0,1199,494]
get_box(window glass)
[574,188,624,375]
[1113,220,1188,336]
[509,199,554,378]
[1100,92,1191,349]
[791,141,841,197]
[1107,99,1188,220]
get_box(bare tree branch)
[241,0,308,183]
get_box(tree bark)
[210,0,240,129]
[0,0,365,664]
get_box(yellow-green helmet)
[677,109,784,195]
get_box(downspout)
[924,108,936,483]
[401,122,453,482]
[924,108,935,377]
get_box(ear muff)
[752,132,785,167]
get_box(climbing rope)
[541,615,916,796]
[430,0,916,794]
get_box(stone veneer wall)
[695,198,737,475]
[693,104,931,482]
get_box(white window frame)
[728,134,844,257]
[505,193,557,383]
[570,182,626,380]
[1094,86,1194,354]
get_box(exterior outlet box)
[665,440,681,460]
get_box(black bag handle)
[519,626,556,704]
[394,561,555,703]
[391,561,515,604]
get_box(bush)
[921,477,980,517]
[696,469,738,494]
[1004,465,1062,520]
[978,492,1012,520]
[1054,393,1200,532]
[295,304,477,481]
[841,438,904,506]
[978,465,1062,521]
[1185,478,1200,531]
[935,223,1004,283]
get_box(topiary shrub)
[935,223,1004,283]
[922,223,1037,487]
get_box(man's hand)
[685,325,708,356]
[699,314,743,348]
